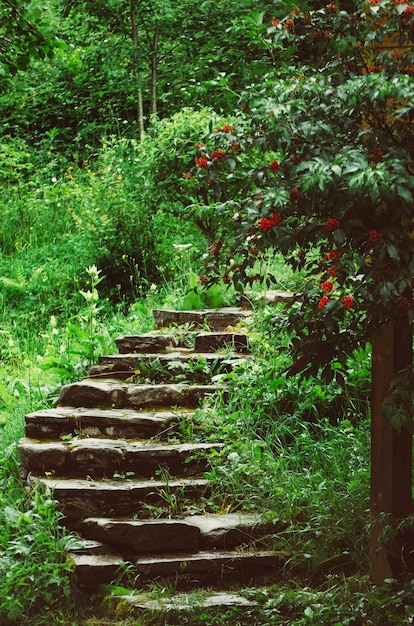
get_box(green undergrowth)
[106,576,414,626]
[0,409,76,623]
[188,308,373,577]
[0,270,408,624]
[19,577,414,625]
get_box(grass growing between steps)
[27,577,414,625]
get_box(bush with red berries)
[185,0,414,383]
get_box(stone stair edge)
[24,406,191,441]
[19,436,223,450]
[34,475,210,490]
[69,548,286,588]
[152,308,253,331]
[76,512,280,552]
[57,379,227,410]
[115,330,251,355]
[25,406,194,419]
[96,351,250,360]
[114,590,257,613]
[88,351,250,379]
[32,475,211,521]
[19,437,223,480]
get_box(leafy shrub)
[203,314,371,575]
[188,0,414,385]
[0,407,75,624]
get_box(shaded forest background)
[0,0,291,324]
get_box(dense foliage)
[188,0,414,386]
[0,0,274,156]
[0,0,61,74]
[0,0,413,622]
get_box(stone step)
[115,331,250,355]
[79,517,201,554]
[244,289,295,306]
[33,476,210,521]
[116,591,257,617]
[132,550,283,588]
[115,590,256,616]
[88,351,249,380]
[19,438,223,479]
[182,513,279,550]
[152,308,252,330]
[194,332,250,354]
[24,406,192,440]
[70,548,284,588]
[77,513,276,553]
[115,332,196,354]
[58,379,226,409]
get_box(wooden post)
[370,319,413,583]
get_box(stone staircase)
[18,306,286,605]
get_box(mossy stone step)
[115,590,256,616]
[58,379,226,409]
[19,438,222,479]
[131,550,283,587]
[24,406,192,440]
[182,513,279,550]
[115,332,196,354]
[88,351,249,380]
[194,332,250,354]
[152,308,252,330]
[115,331,250,354]
[79,517,202,553]
[35,476,210,521]
[70,549,285,588]
[77,513,276,553]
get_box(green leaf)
[386,243,400,262]
[331,164,342,177]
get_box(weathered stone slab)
[194,332,250,354]
[265,290,296,305]
[68,552,124,587]
[36,476,210,520]
[24,406,187,440]
[69,538,111,555]
[70,549,284,588]
[115,332,196,354]
[19,439,68,476]
[118,591,256,613]
[88,352,246,380]
[184,513,273,549]
[58,380,225,409]
[19,438,223,478]
[153,308,252,331]
[80,517,201,553]
[116,331,250,355]
[243,289,296,306]
[132,550,283,586]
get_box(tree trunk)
[137,87,144,141]
[150,26,159,117]
[370,318,413,583]
[130,0,143,140]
